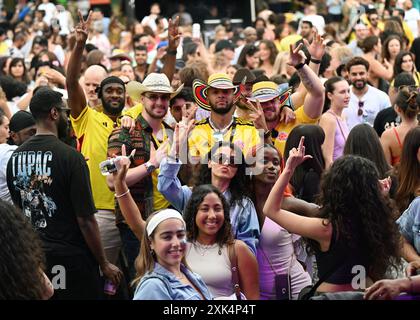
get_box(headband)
[146,209,185,237]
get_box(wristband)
[167,49,177,56]
[295,62,305,70]
[310,58,321,64]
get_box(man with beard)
[189,73,263,161]
[343,57,391,130]
[299,20,314,42]
[106,72,182,280]
[6,86,122,299]
[66,11,127,268]
[248,42,325,156]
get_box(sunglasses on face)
[212,153,238,168]
[144,94,170,101]
[358,101,364,116]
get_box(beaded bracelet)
[115,189,130,198]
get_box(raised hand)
[285,136,312,171]
[167,16,181,51]
[287,43,307,68]
[150,139,170,167]
[74,10,92,44]
[112,144,135,183]
[279,106,296,124]
[248,99,268,131]
[303,30,326,61]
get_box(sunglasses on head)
[358,101,364,116]
[212,153,238,167]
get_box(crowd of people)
[0,0,419,301]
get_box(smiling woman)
[132,209,213,300]
[184,184,260,299]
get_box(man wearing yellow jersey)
[249,42,325,156]
[190,73,265,162]
[67,11,126,266]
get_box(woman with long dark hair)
[184,184,259,299]
[158,123,260,255]
[344,123,392,179]
[258,40,278,78]
[9,57,31,85]
[284,124,325,203]
[237,44,260,70]
[248,143,312,299]
[264,138,401,294]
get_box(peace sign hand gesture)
[248,99,268,131]
[287,43,307,68]
[74,10,92,45]
[168,16,181,51]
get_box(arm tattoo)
[297,66,314,91]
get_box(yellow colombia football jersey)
[71,106,117,211]
[272,106,319,156]
[188,117,261,159]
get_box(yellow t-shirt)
[71,106,117,211]
[150,129,170,211]
[279,34,303,52]
[188,117,261,159]
[123,103,143,118]
[272,107,319,156]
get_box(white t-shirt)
[0,143,18,203]
[301,14,325,34]
[343,85,391,130]
[405,8,420,38]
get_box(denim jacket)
[396,196,420,254]
[157,158,260,255]
[133,263,213,300]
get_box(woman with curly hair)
[0,199,53,299]
[184,184,259,299]
[264,137,401,294]
[158,127,260,256]
[395,127,420,213]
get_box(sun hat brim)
[127,81,184,102]
[192,79,241,111]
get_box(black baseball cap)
[9,111,35,133]
[215,39,235,53]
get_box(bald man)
[79,64,108,110]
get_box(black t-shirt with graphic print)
[6,134,96,256]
